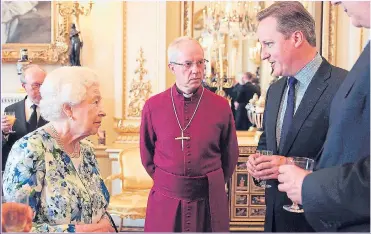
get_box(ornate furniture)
[104,147,153,231]
[228,144,264,231]
[104,141,263,232]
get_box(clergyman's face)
[257,17,296,77]
[168,40,205,93]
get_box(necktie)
[28,104,38,132]
[280,77,297,149]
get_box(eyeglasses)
[170,59,208,70]
[27,83,42,90]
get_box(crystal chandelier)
[203,1,264,39]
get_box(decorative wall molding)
[322,2,337,65]
[181,1,193,37]
[127,48,152,118]
[1,93,25,113]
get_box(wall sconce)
[57,1,94,19]
[72,1,94,17]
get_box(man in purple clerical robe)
[140,36,239,232]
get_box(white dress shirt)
[25,97,40,122]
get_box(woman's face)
[71,84,106,137]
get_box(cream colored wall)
[336,8,370,70]
[166,2,181,89]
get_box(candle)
[203,9,206,28]
[219,46,224,78]
[207,47,212,76]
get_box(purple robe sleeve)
[140,101,156,179]
[220,109,239,182]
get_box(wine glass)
[4,111,16,133]
[283,157,315,213]
[255,150,273,189]
[2,194,31,232]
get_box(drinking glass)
[2,194,30,232]
[255,150,273,189]
[4,111,16,133]
[283,157,315,213]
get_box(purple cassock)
[140,84,239,232]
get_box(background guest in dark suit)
[234,72,260,130]
[245,2,348,232]
[278,1,370,232]
[1,64,48,171]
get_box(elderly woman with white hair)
[3,66,115,233]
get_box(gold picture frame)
[235,194,249,206]
[250,194,266,206]
[249,207,266,218]
[235,207,248,218]
[1,1,71,64]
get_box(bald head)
[21,64,46,83]
[21,64,47,104]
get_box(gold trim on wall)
[321,2,337,65]
[127,48,152,118]
[114,2,138,144]
[2,2,70,64]
[181,1,193,37]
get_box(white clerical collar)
[183,92,194,98]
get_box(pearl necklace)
[49,124,80,158]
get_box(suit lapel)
[14,98,28,135]
[343,42,370,98]
[266,78,287,154]
[281,59,331,155]
[37,116,48,128]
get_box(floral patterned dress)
[3,128,110,233]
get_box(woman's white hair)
[167,36,202,63]
[39,66,100,121]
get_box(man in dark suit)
[246,2,348,232]
[1,64,48,171]
[234,72,260,130]
[278,1,370,232]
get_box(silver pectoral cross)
[175,130,190,151]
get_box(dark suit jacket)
[2,97,48,170]
[235,83,259,130]
[257,58,348,232]
[302,42,370,232]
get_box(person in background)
[278,1,370,232]
[234,72,259,130]
[3,66,115,232]
[246,1,347,232]
[2,64,48,172]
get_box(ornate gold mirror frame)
[180,1,337,138]
[1,1,72,64]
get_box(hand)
[75,219,115,232]
[246,153,260,179]
[2,202,33,232]
[253,155,288,180]
[234,102,239,110]
[97,218,115,232]
[277,165,311,205]
[1,115,12,134]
